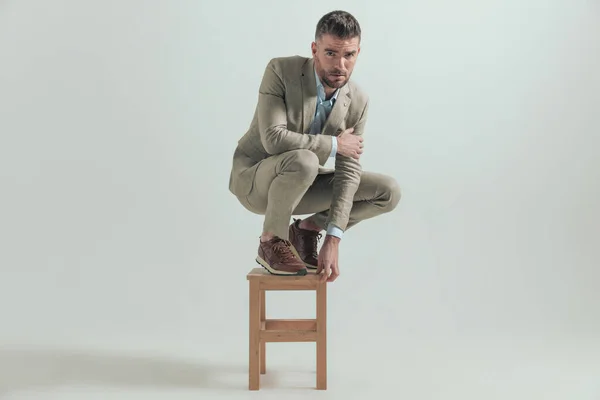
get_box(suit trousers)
[236,149,401,240]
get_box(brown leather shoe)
[256,236,307,276]
[289,218,321,269]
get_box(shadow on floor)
[0,347,246,392]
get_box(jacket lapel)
[301,59,317,133]
[300,58,352,136]
[321,85,351,136]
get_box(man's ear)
[311,41,317,56]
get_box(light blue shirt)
[308,68,344,239]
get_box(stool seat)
[247,267,327,390]
[247,267,323,289]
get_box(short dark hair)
[315,10,361,42]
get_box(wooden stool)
[247,267,327,390]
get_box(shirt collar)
[314,67,339,102]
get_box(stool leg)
[249,280,260,390]
[316,281,327,390]
[260,289,266,374]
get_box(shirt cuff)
[329,136,337,158]
[326,223,343,239]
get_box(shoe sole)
[255,256,307,276]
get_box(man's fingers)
[316,262,324,276]
[320,263,331,282]
[339,127,354,137]
[328,269,338,282]
[327,263,339,282]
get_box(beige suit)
[229,55,400,239]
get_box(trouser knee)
[279,149,319,182]
[382,176,401,211]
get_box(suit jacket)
[228,55,370,231]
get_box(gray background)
[1,0,599,398]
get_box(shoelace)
[271,238,297,263]
[311,233,323,257]
[299,232,322,258]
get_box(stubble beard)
[315,58,350,88]
[322,75,348,89]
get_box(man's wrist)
[326,223,343,239]
[324,235,341,245]
[325,223,343,244]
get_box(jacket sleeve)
[325,99,369,231]
[257,59,333,165]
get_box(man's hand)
[336,128,363,160]
[316,235,341,282]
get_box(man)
[228,10,401,282]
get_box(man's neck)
[314,66,338,100]
[320,79,338,100]
[324,89,336,100]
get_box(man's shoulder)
[267,55,309,66]
[264,55,310,75]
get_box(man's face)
[311,33,360,90]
